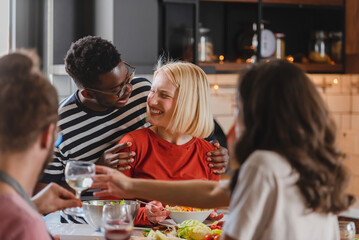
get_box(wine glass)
[339,221,356,240]
[64,161,95,215]
[102,203,134,240]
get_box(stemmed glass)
[64,161,95,215]
[339,221,356,240]
[102,204,134,240]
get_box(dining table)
[47,210,359,239]
[44,211,147,240]
[44,210,228,240]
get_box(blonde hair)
[154,61,214,138]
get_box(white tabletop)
[44,211,145,240]
[44,210,228,239]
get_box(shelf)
[200,0,343,6]
[199,62,251,72]
[200,0,258,3]
[263,0,343,6]
[199,62,344,73]
[295,63,343,73]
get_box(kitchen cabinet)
[201,0,343,7]
[262,0,343,5]
[345,0,359,73]
[198,0,347,73]
[158,0,199,64]
[13,0,357,75]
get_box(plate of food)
[134,219,223,240]
[165,205,213,224]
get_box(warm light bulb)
[333,78,338,84]
[219,55,224,61]
[286,56,294,63]
[214,84,219,90]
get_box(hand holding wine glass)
[64,161,95,215]
[102,203,134,240]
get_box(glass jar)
[309,30,330,63]
[198,27,214,62]
[183,28,194,62]
[329,31,343,63]
[250,22,264,62]
[274,33,285,59]
[236,22,256,62]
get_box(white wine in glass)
[64,161,95,215]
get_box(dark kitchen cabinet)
[198,0,346,73]
[14,0,357,75]
[345,0,359,73]
[159,0,199,64]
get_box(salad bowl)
[82,200,140,231]
[165,206,213,224]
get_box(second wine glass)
[102,203,134,240]
[339,221,356,240]
[64,161,95,216]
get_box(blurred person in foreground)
[116,61,223,225]
[93,60,353,240]
[0,51,80,240]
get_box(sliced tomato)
[213,233,220,240]
[205,233,214,240]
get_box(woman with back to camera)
[94,60,353,239]
[110,61,222,226]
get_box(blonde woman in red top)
[116,61,221,225]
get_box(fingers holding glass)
[64,161,95,215]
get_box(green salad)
[83,199,140,206]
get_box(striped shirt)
[41,77,151,183]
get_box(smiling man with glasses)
[34,36,153,224]
[35,36,229,225]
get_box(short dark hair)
[0,50,58,152]
[65,36,121,88]
[232,60,353,214]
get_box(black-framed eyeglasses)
[86,61,136,100]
